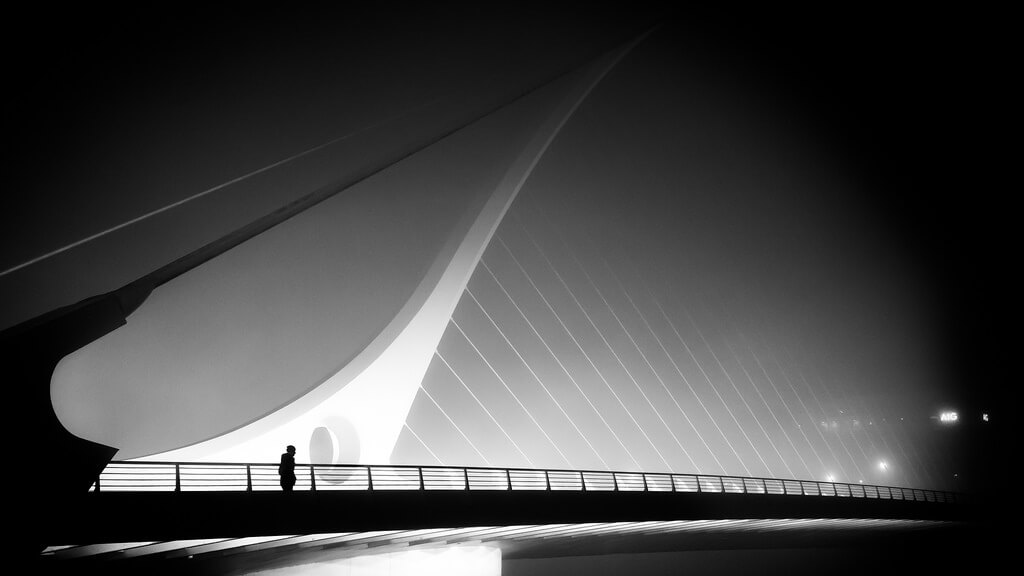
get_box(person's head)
[286,445,296,454]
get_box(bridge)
[39,460,973,570]
[7,10,998,576]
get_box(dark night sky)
[4,5,1011,484]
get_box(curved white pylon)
[137,38,643,464]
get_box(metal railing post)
[419,467,425,490]
[175,464,181,492]
[545,470,551,491]
[613,473,619,492]
[94,478,100,493]
[642,474,648,492]
[464,467,470,491]
[581,471,586,492]
[246,465,252,492]
[310,465,316,491]
[506,468,512,491]
[367,466,374,491]
[761,478,768,494]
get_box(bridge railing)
[89,461,957,503]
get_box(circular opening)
[309,426,336,464]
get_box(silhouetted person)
[279,445,296,491]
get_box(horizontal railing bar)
[93,461,958,501]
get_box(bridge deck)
[43,461,968,547]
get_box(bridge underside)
[44,489,968,546]
[40,517,983,575]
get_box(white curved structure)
[51,41,639,464]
